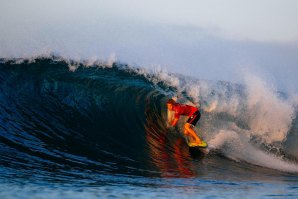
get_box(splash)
[244,74,295,144]
[148,68,298,172]
[175,71,296,144]
[209,129,298,173]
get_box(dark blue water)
[1,57,298,198]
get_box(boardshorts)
[186,110,201,126]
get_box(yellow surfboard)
[187,140,208,148]
[184,134,208,148]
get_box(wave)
[0,56,298,182]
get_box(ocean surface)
[0,57,298,198]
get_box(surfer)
[167,99,207,147]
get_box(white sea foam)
[209,129,298,173]
[244,73,295,144]
[145,67,297,172]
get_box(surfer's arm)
[170,114,180,126]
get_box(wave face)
[0,57,168,179]
[1,57,298,198]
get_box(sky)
[0,0,298,91]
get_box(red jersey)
[173,103,198,119]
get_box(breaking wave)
[1,55,298,185]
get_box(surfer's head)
[167,99,176,111]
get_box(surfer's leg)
[184,123,202,144]
[184,111,202,143]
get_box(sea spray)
[149,68,298,172]
[209,128,298,173]
[244,73,295,144]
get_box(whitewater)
[0,55,298,198]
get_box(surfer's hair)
[167,99,176,105]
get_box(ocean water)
[0,57,298,198]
